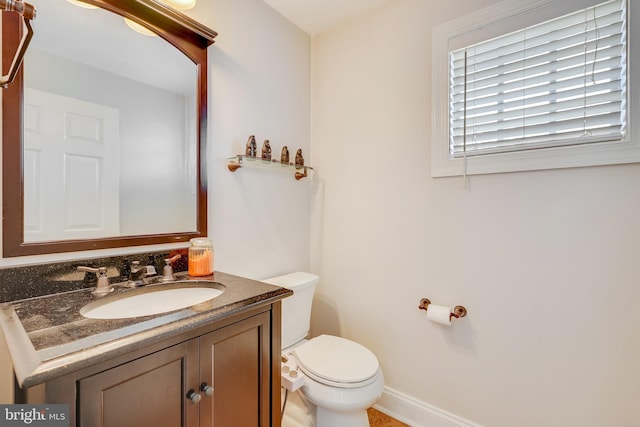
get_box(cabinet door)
[78,339,200,427]
[199,312,271,427]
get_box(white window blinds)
[449,0,627,157]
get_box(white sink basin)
[80,282,225,319]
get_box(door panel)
[79,339,199,427]
[64,154,103,231]
[199,313,271,427]
[23,148,42,233]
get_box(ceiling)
[263,0,390,35]
[29,0,195,95]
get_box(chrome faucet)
[77,266,113,296]
[126,261,157,287]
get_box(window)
[431,0,637,177]
[451,0,626,157]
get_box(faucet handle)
[77,266,113,296]
[161,254,182,281]
[165,254,181,264]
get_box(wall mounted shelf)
[227,155,314,180]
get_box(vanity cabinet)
[79,337,200,426]
[38,307,279,427]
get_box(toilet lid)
[293,335,379,386]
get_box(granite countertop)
[0,270,292,388]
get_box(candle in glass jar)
[188,238,213,276]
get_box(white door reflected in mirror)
[23,0,199,243]
[24,89,120,242]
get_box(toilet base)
[302,368,383,427]
[282,390,314,427]
[315,406,370,427]
[283,370,383,427]
[282,389,371,427]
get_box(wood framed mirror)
[2,0,217,257]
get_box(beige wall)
[310,0,640,426]
[206,0,312,280]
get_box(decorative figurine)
[281,146,290,164]
[295,149,304,169]
[261,139,272,160]
[245,135,257,157]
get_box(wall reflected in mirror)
[22,0,198,243]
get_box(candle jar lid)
[190,237,212,248]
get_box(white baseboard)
[373,387,484,427]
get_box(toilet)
[263,272,384,427]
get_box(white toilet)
[263,272,384,427]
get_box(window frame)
[431,0,637,177]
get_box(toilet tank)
[262,272,319,350]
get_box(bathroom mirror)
[2,0,217,256]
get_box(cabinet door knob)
[201,382,214,396]
[186,389,202,404]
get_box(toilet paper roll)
[426,304,452,326]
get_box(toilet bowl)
[291,335,384,426]
[263,272,384,427]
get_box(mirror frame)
[2,0,217,257]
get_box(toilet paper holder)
[418,298,467,320]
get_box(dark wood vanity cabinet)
[39,307,280,427]
[79,337,200,426]
[199,313,271,426]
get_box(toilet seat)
[293,335,379,389]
